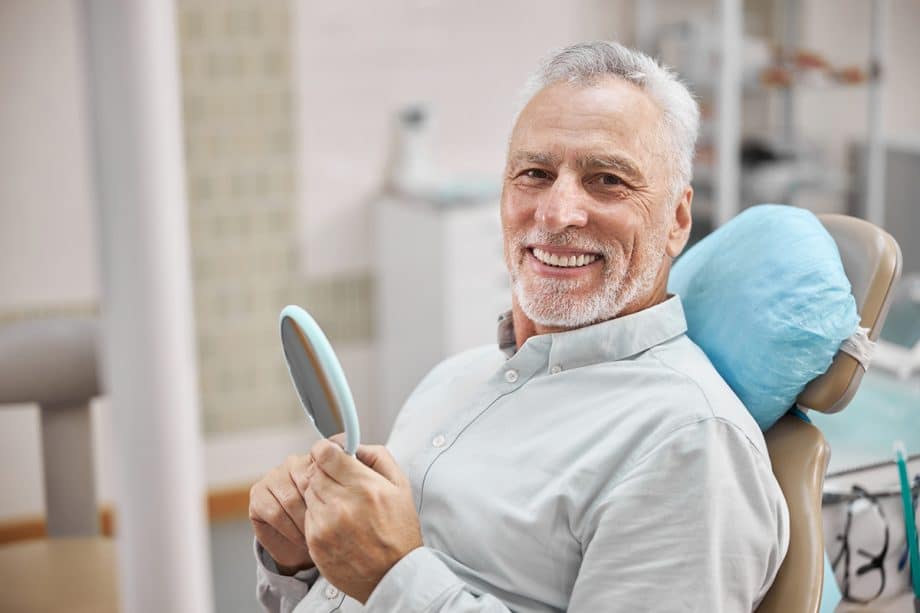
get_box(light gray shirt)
[256,296,789,612]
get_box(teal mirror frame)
[279,305,360,455]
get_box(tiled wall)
[177,0,372,433]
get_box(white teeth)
[531,249,598,268]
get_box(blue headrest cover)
[669,205,860,430]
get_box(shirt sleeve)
[370,418,787,613]
[567,417,790,612]
[254,538,320,613]
[363,547,515,612]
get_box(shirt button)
[431,434,446,448]
[504,369,519,383]
[550,365,562,375]
[324,585,339,599]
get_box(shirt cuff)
[364,547,464,612]
[253,538,319,605]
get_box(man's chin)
[524,308,602,330]
[516,290,607,329]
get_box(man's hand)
[249,453,315,575]
[303,439,423,604]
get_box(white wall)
[0,0,98,310]
[293,0,631,277]
[0,0,98,523]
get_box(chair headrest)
[797,215,902,414]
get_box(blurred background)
[0,1,918,612]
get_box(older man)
[250,41,789,612]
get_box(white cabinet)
[374,196,508,439]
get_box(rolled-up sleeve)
[254,539,319,613]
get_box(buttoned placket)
[411,339,550,517]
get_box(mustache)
[515,229,611,256]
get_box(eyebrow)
[575,154,643,182]
[509,150,644,183]
[510,150,562,167]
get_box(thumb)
[356,445,404,486]
[327,432,346,449]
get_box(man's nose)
[534,175,588,232]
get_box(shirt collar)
[497,295,687,368]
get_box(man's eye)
[523,169,551,180]
[597,173,624,186]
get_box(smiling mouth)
[528,247,601,268]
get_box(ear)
[665,186,693,258]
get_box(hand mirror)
[279,305,360,455]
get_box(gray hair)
[517,41,700,204]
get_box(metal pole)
[81,2,214,612]
[716,0,743,226]
[865,0,886,227]
[634,0,658,55]
[780,0,799,149]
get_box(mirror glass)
[279,306,359,454]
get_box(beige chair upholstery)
[756,215,902,613]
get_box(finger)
[306,467,343,501]
[310,439,360,486]
[303,495,322,547]
[355,444,404,485]
[327,432,346,449]
[288,454,314,495]
[291,459,317,496]
[266,475,307,539]
[304,480,325,506]
[251,483,304,546]
[264,486,306,544]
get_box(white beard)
[508,229,665,328]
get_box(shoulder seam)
[647,345,769,462]
[578,415,773,544]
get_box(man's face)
[501,76,690,329]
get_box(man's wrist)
[276,560,315,576]
[255,541,315,578]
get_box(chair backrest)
[756,215,902,613]
[0,317,101,537]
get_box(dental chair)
[756,215,902,613]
